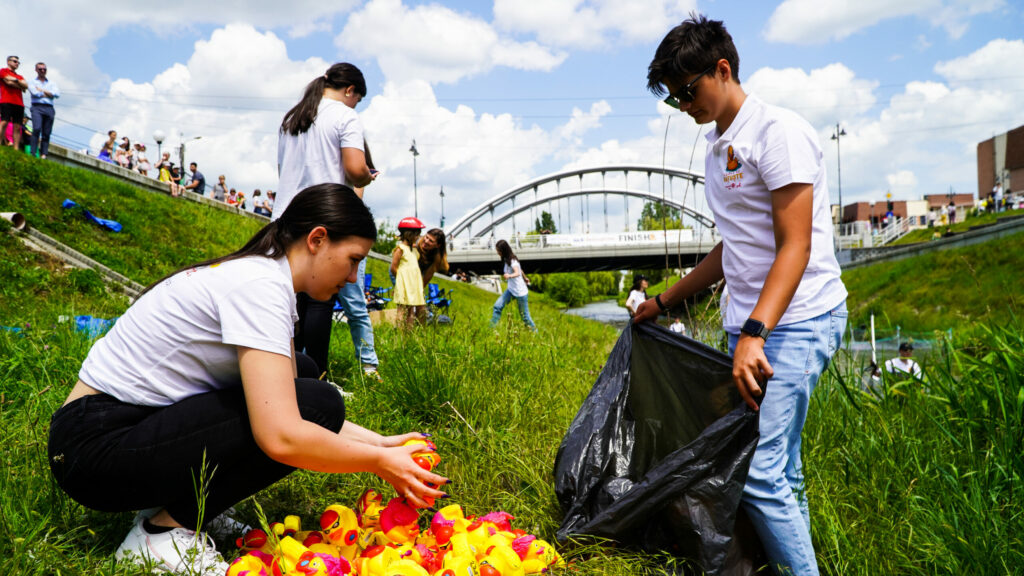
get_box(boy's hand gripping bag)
[554,322,764,575]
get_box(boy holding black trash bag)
[635,14,848,575]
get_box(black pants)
[47,355,343,530]
[294,292,336,374]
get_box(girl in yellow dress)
[390,217,426,327]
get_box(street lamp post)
[439,185,445,228]
[179,133,201,171]
[153,130,165,161]
[409,139,420,218]
[831,123,847,245]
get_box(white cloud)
[493,0,698,49]
[763,0,1004,44]
[745,63,878,126]
[336,0,566,85]
[4,0,360,92]
[887,170,919,191]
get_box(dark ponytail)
[496,239,516,266]
[139,184,376,297]
[281,62,367,136]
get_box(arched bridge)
[446,165,720,273]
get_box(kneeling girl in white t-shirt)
[48,183,447,575]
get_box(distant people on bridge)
[277,61,381,381]
[669,315,686,335]
[947,201,957,225]
[0,55,28,152]
[490,239,537,331]
[994,183,1005,213]
[638,15,847,575]
[391,217,427,328]
[226,188,239,206]
[625,275,649,318]
[418,228,449,286]
[28,61,58,158]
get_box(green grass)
[841,229,1024,334]
[1,148,1023,575]
[0,146,263,285]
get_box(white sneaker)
[115,517,229,575]
[204,508,253,541]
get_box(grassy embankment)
[891,207,1024,246]
[1,146,1022,574]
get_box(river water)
[565,299,631,327]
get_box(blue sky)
[8,0,1024,237]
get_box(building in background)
[978,124,1024,195]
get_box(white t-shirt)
[275,98,365,220]
[505,260,528,297]
[625,290,646,314]
[885,357,922,379]
[703,95,847,333]
[79,256,298,407]
[669,321,686,334]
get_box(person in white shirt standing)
[885,342,923,379]
[28,61,58,158]
[490,239,536,331]
[625,275,649,317]
[636,15,847,575]
[276,62,381,381]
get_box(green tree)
[372,219,398,255]
[532,211,557,234]
[637,201,685,231]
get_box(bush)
[543,274,590,307]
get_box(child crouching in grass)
[391,217,426,327]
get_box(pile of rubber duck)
[226,440,563,576]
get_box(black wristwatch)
[654,294,668,312]
[741,318,771,341]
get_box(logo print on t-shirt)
[726,146,742,172]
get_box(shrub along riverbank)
[2,147,1022,574]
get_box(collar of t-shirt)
[704,94,761,146]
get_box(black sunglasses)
[662,64,716,109]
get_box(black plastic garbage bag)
[554,322,762,575]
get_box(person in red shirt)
[0,55,28,150]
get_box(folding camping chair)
[425,283,455,324]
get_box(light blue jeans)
[728,302,846,576]
[335,259,378,368]
[490,290,536,330]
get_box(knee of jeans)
[295,379,345,432]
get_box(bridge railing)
[450,229,720,252]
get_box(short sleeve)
[337,112,365,151]
[758,116,821,191]
[216,273,294,357]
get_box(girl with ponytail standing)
[48,185,447,576]
[490,239,537,331]
[276,62,383,381]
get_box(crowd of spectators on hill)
[3,54,276,217]
[87,127,276,215]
